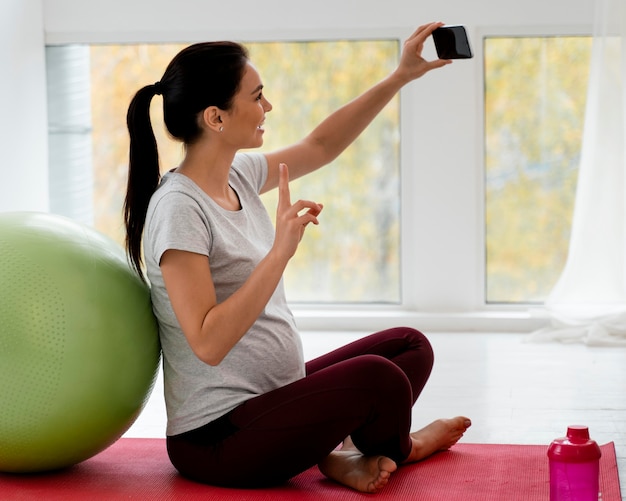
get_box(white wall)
[0,0,48,212]
[0,0,597,326]
[42,0,594,43]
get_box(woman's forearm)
[305,72,406,165]
[198,250,288,366]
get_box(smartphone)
[432,25,473,59]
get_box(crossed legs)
[166,327,471,492]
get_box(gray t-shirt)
[144,152,305,436]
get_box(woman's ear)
[202,106,224,133]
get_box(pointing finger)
[278,163,291,209]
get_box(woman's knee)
[349,354,413,393]
[379,326,434,368]
[392,326,432,349]
[406,327,434,365]
[373,327,435,402]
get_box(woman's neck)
[176,143,241,211]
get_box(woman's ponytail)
[124,83,161,281]
[123,42,249,281]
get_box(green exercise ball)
[0,212,160,473]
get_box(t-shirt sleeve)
[232,152,268,194]
[147,190,212,265]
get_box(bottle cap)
[567,425,591,443]
[547,426,602,463]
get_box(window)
[484,35,592,303]
[47,40,401,304]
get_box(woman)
[124,22,470,493]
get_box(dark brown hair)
[124,42,249,280]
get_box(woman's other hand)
[273,163,323,261]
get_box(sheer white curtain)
[528,0,626,345]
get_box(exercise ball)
[0,212,160,473]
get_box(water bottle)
[548,425,602,501]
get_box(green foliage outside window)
[484,36,592,303]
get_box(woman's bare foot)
[321,417,470,491]
[403,416,472,463]
[318,450,398,493]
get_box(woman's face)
[222,62,272,149]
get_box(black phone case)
[433,26,473,59]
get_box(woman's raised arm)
[261,22,451,193]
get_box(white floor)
[125,331,626,497]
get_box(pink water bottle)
[548,426,601,501]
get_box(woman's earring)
[219,126,224,132]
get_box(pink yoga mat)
[0,438,621,500]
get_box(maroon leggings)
[166,327,434,488]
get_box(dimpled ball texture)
[0,212,160,473]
